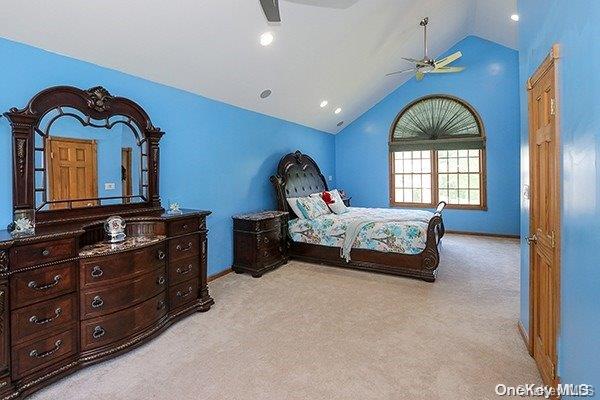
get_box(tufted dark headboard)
[270,151,329,217]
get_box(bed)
[270,151,446,282]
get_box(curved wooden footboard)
[419,201,446,281]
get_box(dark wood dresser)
[232,211,288,277]
[0,210,213,398]
[1,85,214,398]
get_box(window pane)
[469,189,480,204]
[422,158,431,173]
[404,159,412,173]
[436,149,483,207]
[423,190,432,204]
[404,174,413,187]
[413,174,422,187]
[413,159,422,173]
[395,175,403,188]
[395,189,403,202]
[413,189,422,202]
[458,189,469,204]
[448,158,458,172]
[448,174,458,189]
[422,150,431,159]
[439,174,448,189]
[395,159,404,173]
[404,189,413,202]
[469,174,479,189]
[469,157,479,172]
[423,174,431,189]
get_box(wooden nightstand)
[232,211,289,277]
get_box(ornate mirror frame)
[3,86,164,226]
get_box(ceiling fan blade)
[416,70,425,81]
[434,51,462,68]
[386,68,415,77]
[429,66,465,73]
[259,0,281,22]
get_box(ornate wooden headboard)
[270,151,329,216]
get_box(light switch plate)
[105,182,116,190]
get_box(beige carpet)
[31,234,541,400]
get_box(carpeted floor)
[31,234,541,400]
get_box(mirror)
[34,107,149,211]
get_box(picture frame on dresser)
[0,85,214,399]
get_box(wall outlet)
[328,175,333,181]
[104,182,116,190]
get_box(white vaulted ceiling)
[0,0,517,133]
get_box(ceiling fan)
[259,0,281,22]
[386,17,465,81]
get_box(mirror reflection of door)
[121,147,132,204]
[46,137,99,210]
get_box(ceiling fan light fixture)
[320,100,329,108]
[260,32,274,46]
[510,14,519,22]
[334,107,342,115]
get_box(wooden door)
[46,137,99,209]
[527,46,560,388]
[121,147,132,204]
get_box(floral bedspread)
[288,207,433,255]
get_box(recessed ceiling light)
[337,121,344,127]
[510,14,519,21]
[320,100,329,108]
[334,107,342,115]
[260,32,274,46]
[260,89,272,99]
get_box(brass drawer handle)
[182,224,189,230]
[157,275,166,285]
[176,242,193,252]
[91,295,104,309]
[29,340,62,359]
[41,249,51,257]
[176,287,193,298]
[91,265,104,278]
[92,326,106,339]
[28,275,61,291]
[29,307,62,325]
[157,250,166,260]
[157,300,166,310]
[176,264,193,275]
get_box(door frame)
[526,44,561,386]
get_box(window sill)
[389,202,487,211]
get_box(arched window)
[389,95,487,209]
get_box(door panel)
[528,55,559,388]
[46,137,98,209]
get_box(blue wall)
[334,36,521,236]
[0,38,335,275]
[518,0,600,391]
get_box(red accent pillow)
[321,191,335,205]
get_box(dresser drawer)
[12,327,77,380]
[169,256,200,286]
[169,278,198,310]
[80,243,166,289]
[169,234,201,262]
[12,238,77,269]
[81,267,166,319]
[11,294,77,344]
[80,292,167,351]
[167,217,202,237]
[10,262,77,309]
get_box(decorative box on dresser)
[232,211,289,278]
[0,85,214,399]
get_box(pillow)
[286,197,306,219]
[296,196,330,219]
[311,189,348,215]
